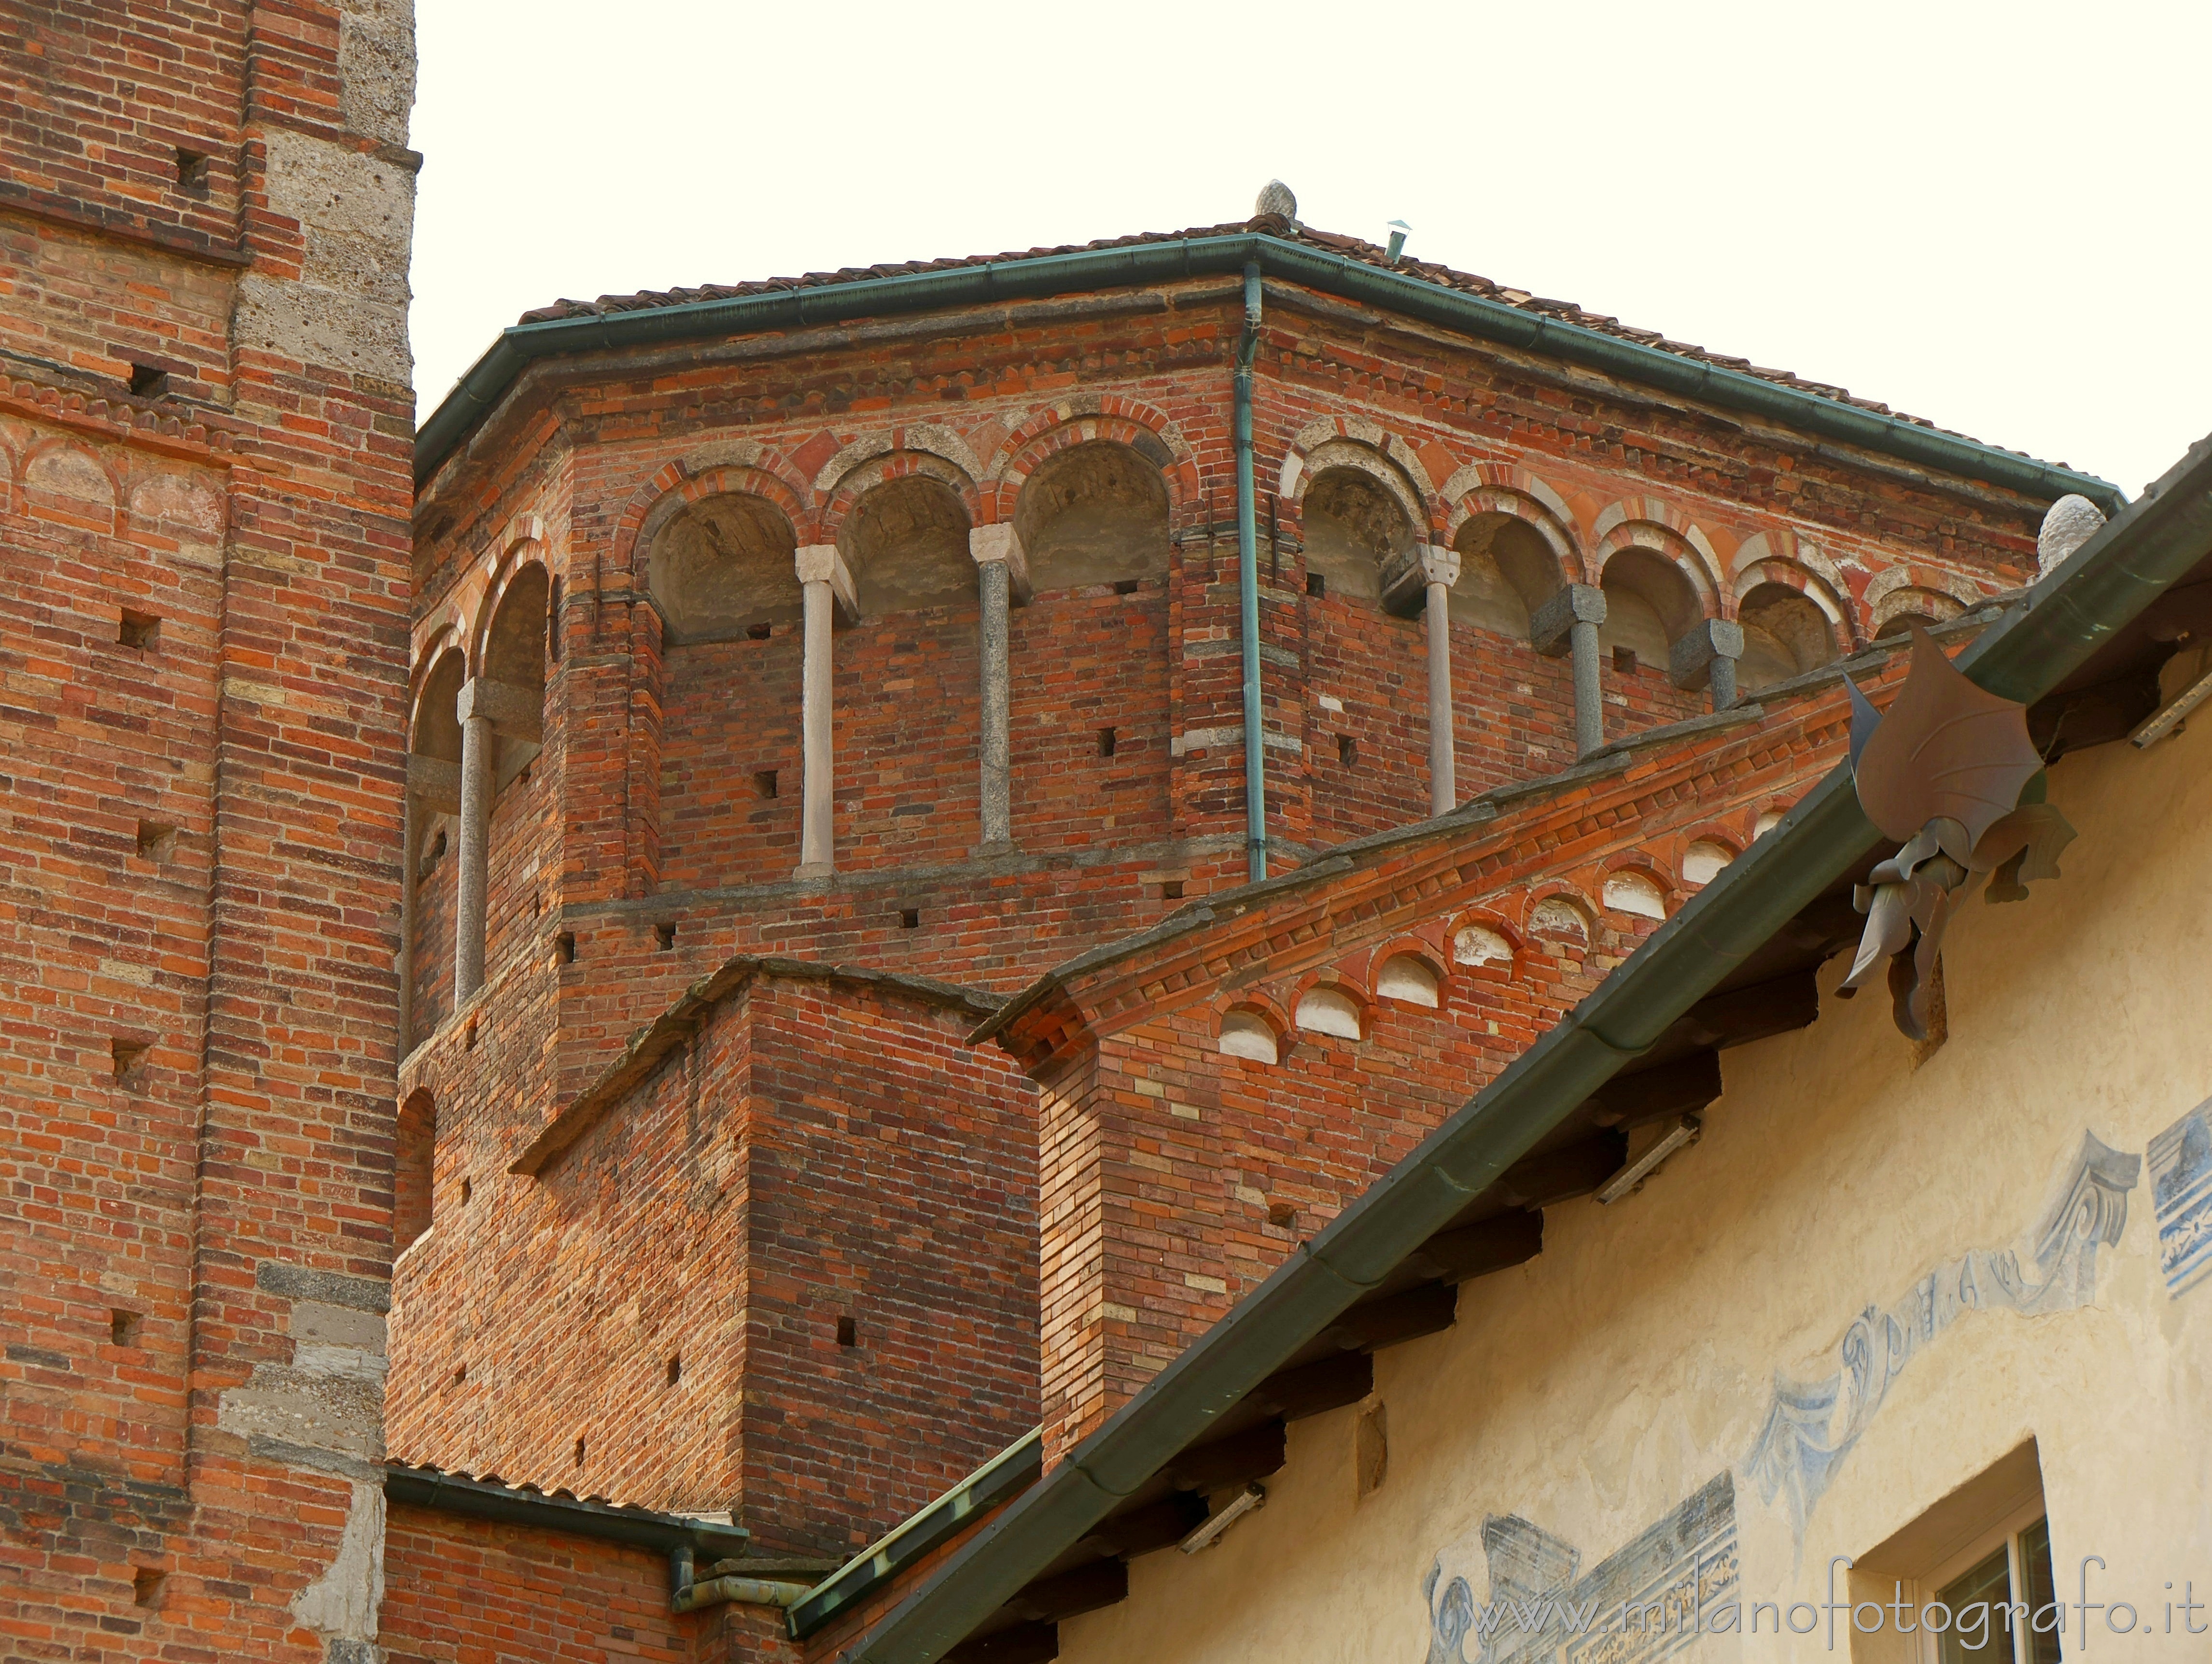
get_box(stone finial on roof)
[1254,180,1297,221]
[2038,494,2107,576]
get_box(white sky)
[410,0,2211,499]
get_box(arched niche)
[1302,465,1416,604]
[844,476,975,617]
[1599,548,1703,675]
[1294,985,1363,1041]
[646,492,800,644]
[1218,1007,1281,1064]
[1873,587,1966,640]
[411,647,466,764]
[1012,440,1171,592]
[1602,870,1667,920]
[395,1087,436,1253]
[1451,512,1564,638]
[1375,952,1442,1008]
[1737,581,1840,690]
[482,562,549,790]
[1529,894,1593,947]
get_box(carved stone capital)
[969,523,1032,604]
[455,677,542,744]
[1668,618,1746,691]
[794,543,858,620]
[1530,583,1607,657]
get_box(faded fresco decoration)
[2149,1097,2212,1298]
[1422,1474,1738,1664]
[1745,1129,2140,1550]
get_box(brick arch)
[1518,880,1599,952]
[1731,556,1850,628]
[408,624,465,715]
[610,449,818,584]
[985,401,1195,527]
[1365,932,1452,1012]
[1213,990,1296,1063]
[1279,414,1439,529]
[1591,498,1724,611]
[1445,908,1523,975]
[1439,462,1587,588]
[820,451,980,554]
[19,433,121,528]
[468,516,552,671]
[1596,851,1680,910]
[813,424,986,504]
[1869,583,1971,636]
[1286,970,1372,1042]
[1863,563,1985,622]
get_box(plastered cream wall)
[1053,711,2212,1663]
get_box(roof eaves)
[512,954,1005,1176]
[383,1461,752,1560]
[415,231,2121,515]
[846,428,2212,1664]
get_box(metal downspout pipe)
[1234,262,1267,883]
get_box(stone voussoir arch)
[1592,497,1725,612]
[467,514,551,669]
[985,398,1196,527]
[1279,414,1438,535]
[818,449,981,552]
[814,424,986,504]
[615,448,814,582]
[1439,461,1587,587]
[1862,564,1986,635]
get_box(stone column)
[969,524,1030,850]
[793,545,857,879]
[1419,544,1461,815]
[451,678,540,1004]
[1670,618,1747,713]
[403,753,462,1049]
[453,706,493,1002]
[1531,583,1609,759]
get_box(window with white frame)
[1849,1442,2062,1664]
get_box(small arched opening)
[1218,1007,1281,1064]
[1294,985,1364,1041]
[844,475,975,617]
[1737,581,1840,691]
[1450,512,1564,639]
[647,492,800,644]
[1602,870,1668,920]
[406,648,467,1041]
[1598,548,1703,679]
[1012,440,1171,592]
[480,562,550,793]
[395,1087,436,1254]
[1302,465,1416,604]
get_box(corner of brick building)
[390,964,1037,1558]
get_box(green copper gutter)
[840,429,2211,1664]
[413,234,2121,513]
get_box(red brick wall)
[1023,678,1850,1455]
[381,1505,709,1664]
[745,983,1037,1556]
[390,971,1036,1561]
[2,4,416,1657]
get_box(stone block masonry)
[1,3,418,1661]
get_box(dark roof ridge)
[418,225,2121,511]
[508,953,1005,1177]
[383,1459,752,1556]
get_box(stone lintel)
[455,677,543,744]
[1530,583,1607,657]
[795,542,859,620]
[1669,618,1747,691]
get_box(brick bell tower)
[1,5,417,1661]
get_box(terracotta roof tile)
[510,216,2074,461]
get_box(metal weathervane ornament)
[1837,627,2076,1041]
